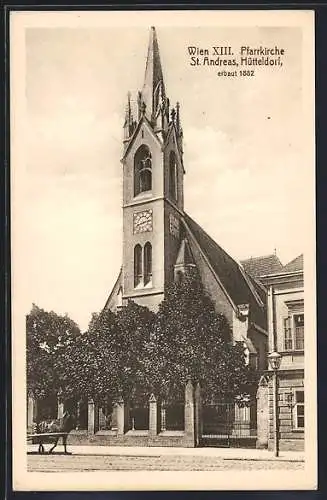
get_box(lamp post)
[268,351,282,457]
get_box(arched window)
[144,242,152,286]
[169,151,177,201]
[134,244,142,287]
[134,145,152,197]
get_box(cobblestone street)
[27,453,304,472]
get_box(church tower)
[104,27,268,385]
[120,27,185,310]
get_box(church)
[27,27,270,449]
[104,27,268,374]
[26,27,305,451]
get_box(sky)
[21,24,309,331]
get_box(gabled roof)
[182,213,264,309]
[240,254,283,278]
[121,114,162,161]
[283,254,303,272]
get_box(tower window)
[169,151,177,202]
[144,242,152,286]
[134,243,152,288]
[134,145,152,196]
[134,244,142,287]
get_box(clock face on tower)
[133,209,153,234]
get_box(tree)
[114,300,155,402]
[148,268,254,403]
[26,304,81,400]
[65,309,122,404]
[68,301,155,405]
[26,271,258,409]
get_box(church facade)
[105,27,268,374]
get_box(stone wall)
[68,431,185,447]
[28,382,199,448]
[28,381,262,449]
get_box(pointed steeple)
[141,27,166,122]
[174,238,196,281]
[123,92,132,136]
[123,91,136,146]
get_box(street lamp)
[268,351,282,457]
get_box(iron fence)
[129,403,149,430]
[163,402,184,431]
[201,401,257,448]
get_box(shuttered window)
[284,317,293,350]
[284,313,304,351]
[294,314,304,350]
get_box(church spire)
[123,91,136,145]
[140,27,166,123]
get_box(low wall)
[67,430,186,447]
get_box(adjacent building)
[249,254,304,451]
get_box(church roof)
[103,267,123,312]
[141,26,165,121]
[240,254,283,278]
[283,254,303,272]
[182,213,265,309]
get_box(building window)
[284,313,304,351]
[134,243,152,288]
[294,314,304,350]
[293,390,304,429]
[144,242,152,286]
[134,145,152,196]
[169,151,177,202]
[134,244,142,287]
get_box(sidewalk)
[27,444,304,462]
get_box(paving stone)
[27,454,304,472]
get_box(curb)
[27,449,305,462]
[223,457,304,463]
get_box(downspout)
[268,284,277,352]
[272,285,277,352]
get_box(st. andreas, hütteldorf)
[28,27,304,451]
